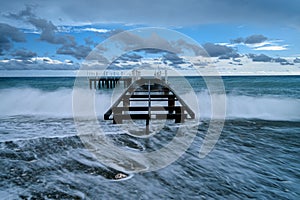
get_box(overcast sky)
[0,0,300,71]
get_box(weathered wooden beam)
[113,106,183,112]
[123,94,176,98]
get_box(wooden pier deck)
[103,78,195,132]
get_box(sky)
[0,0,300,74]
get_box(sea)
[0,75,299,199]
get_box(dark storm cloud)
[3,0,300,27]
[231,34,268,44]
[294,58,300,63]
[202,43,236,57]
[115,31,181,54]
[248,54,272,62]
[247,54,294,65]
[218,52,240,60]
[11,49,37,60]
[163,53,185,65]
[0,23,26,55]
[231,37,244,44]
[273,57,287,63]
[6,5,35,19]
[119,53,142,62]
[28,18,65,44]
[244,35,268,44]
[134,48,169,54]
[6,6,93,60]
[56,45,92,60]
[6,6,70,45]
[105,30,207,58]
[55,34,93,60]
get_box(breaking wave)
[0,88,299,121]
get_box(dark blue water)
[0,76,299,199]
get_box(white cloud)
[0,57,79,70]
[254,45,288,51]
[245,40,288,51]
[31,57,64,64]
[245,41,272,48]
[80,28,109,33]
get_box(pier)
[88,70,143,89]
[89,77,132,89]
[103,77,195,132]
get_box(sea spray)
[1,87,299,121]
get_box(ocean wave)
[0,88,111,118]
[197,92,300,121]
[0,88,299,121]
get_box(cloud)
[102,30,208,59]
[294,58,300,63]
[248,54,273,62]
[56,44,91,60]
[231,37,244,44]
[163,52,185,65]
[0,57,79,70]
[273,57,287,63]
[6,6,94,60]
[80,28,109,33]
[119,53,142,62]
[231,35,288,51]
[0,23,26,55]
[174,39,207,56]
[7,6,71,45]
[244,34,268,44]
[11,49,37,60]
[28,17,65,44]
[119,31,181,53]
[134,48,169,54]
[5,5,35,19]
[202,43,236,57]
[254,45,288,51]
[218,52,240,60]
[231,34,268,44]
[2,0,299,27]
[246,53,295,65]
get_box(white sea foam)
[0,88,111,118]
[0,88,299,121]
[197,92,300,121]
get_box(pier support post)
[175,107,184,123]
[89,79,92,89]
[168,96,175,114]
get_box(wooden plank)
[113,113,187,120]
[124,94,176,98]
[113,106,182,112]
[128,98,178,102]
[114,114,150,120]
